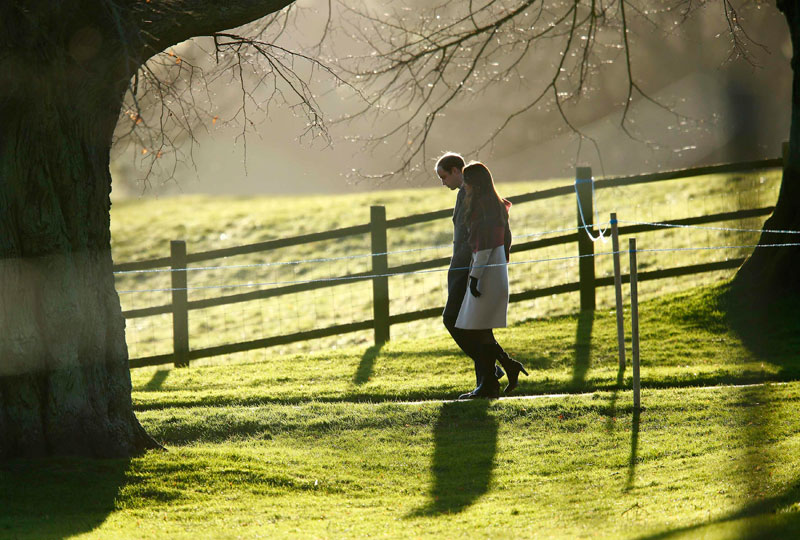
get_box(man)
[436,152,503,397]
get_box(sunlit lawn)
[17,168,785,539]
[2,282,799,539]
[7,384,800,539]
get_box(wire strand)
[116,241,800,295]
[574,178,610,243]
[113,224,595,276]
[618,219,800,235]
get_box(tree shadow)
[571,311,595,387]
[632,384,797,540]
[719,285,800,369]
[672,283,800,371]
[718,284,796,523]
[142,369,170,391]
[0,458,130,539]
[353,343,383,385]
[637,476,800,540]
[409,400,498,517]
[638,281,796,539]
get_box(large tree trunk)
[0,32,159,459]
[734,0,800,296]
[0,1,296,459]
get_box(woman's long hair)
[462,161,506,224]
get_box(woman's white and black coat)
[455,197,512,330]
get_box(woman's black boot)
[459,360,504,400]
[463,346,500,399]
[458,369,503,399]
[495,343,528,394]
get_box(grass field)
[17,167,788,538]
[111,169,782,363]
[2,281,799,539]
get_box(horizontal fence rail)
[114,155,785,368]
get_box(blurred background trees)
[112,1,790,196]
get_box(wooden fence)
[114,156,784,368]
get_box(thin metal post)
[629,237,640,410]
[371,206,390,346]
[611,213,626,372]
[576,167,595,311]
[171,240,189,368]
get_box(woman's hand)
[469,276,481,297]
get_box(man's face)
[437,166,463,190]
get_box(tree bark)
[0,17,160,458]
[0,0,294,459]
[733,1,800,296]
[131,0,296,53]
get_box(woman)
[455,162,528,399]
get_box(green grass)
[124,281,800,413]
[20,169,787,538]
[3,282,800,539]
[111,170,782,361]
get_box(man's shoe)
[469,376,500,399]
[472,364,504,394]
[458,389,477,400]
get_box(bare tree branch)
[323,0,770,182]
[111,1,365,190]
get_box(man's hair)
[435,152,465,173]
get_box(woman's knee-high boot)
[494,343,528,394]
[462,345,500,399]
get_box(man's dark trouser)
[443,315,481,383]
[443,316,498,385]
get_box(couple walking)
[436,152,528,400]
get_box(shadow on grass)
[599,363,639,490]
[637,478,800,540]
[133,369,800,413]
[572,311,594,386]
[409,400,497,517]
[133,285,800,412]
[142,369,170,391]
[636,381,800,540]
[670,282,800,370]
[719,285,800,367]
[626,407,640,490]
[640,280,800,539]
[353,344,383,385]
[633,385,798,540]
[0,458,130,539]
[602,361,627,426]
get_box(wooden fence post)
[629,237,641,410]
[171,240,189,368]
[371,206,390,346]
[611,213,626,372]
[576,166,596,311]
